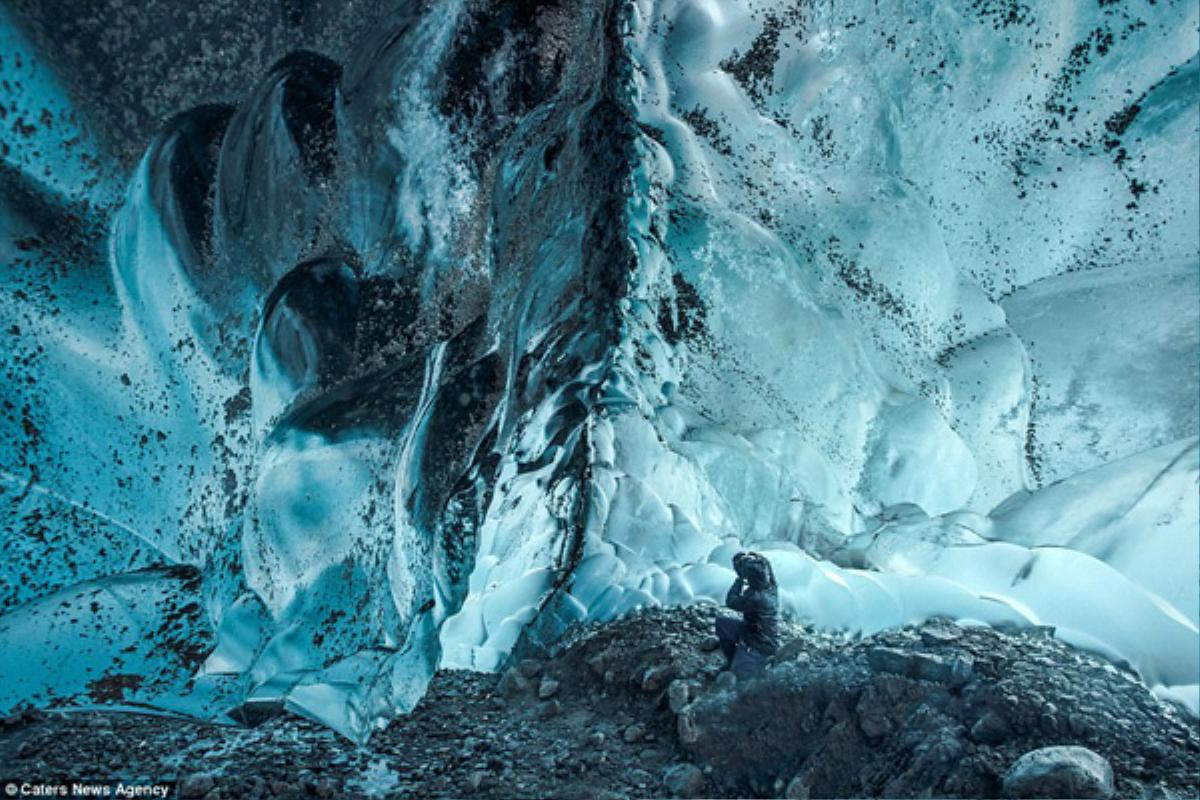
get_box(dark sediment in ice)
[1,0,394,167]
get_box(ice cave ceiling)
[0,0,1196,740]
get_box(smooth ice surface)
[1,0,1197,737]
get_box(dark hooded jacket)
[725,555,781,655]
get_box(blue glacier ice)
[1,0,1197,740]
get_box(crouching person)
[715,551,780,677]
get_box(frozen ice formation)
[1,0,1197,739]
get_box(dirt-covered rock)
[1001,746,1114,799]
[676,617,1198,798]
[0,607,1195,799]
[663,762,706,798]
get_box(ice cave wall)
[0,0,1197,739]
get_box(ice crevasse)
[0,0,1196,740]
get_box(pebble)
[641,664,676,693]
[537,677,560,700]
[920,625,963,645]
[268,779,292,797]
[518,659,544,679]
[628,768,653,788]
[784,776,811,799]
[677,708,701,746]
[668,679,692,713]
[497,668,529,697]
[970,711,1010,745]
[179,775,215,798]
[467,770,495,791]
[858,703,893,739]
[623,722,647,743]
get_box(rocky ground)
[1,606,1197,799]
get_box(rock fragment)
[537,676,560,699]
[714,671,737,691]
[662,763,706,798]
[1002,746,1114,799]
[677,708,700,746]
[641,664,676,693]
[970,710,1011,744]
[667,679,692,713]
[784,776,811,799]
[857,701,893,739]
[920,623,964,645]
[866,647,974,687]
[518,659,544,679]
[467,770,495,791]
[179,775,215,798]
[496,668,529,697]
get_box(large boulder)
[866,646,975,687]
[1002,746,1114,799]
